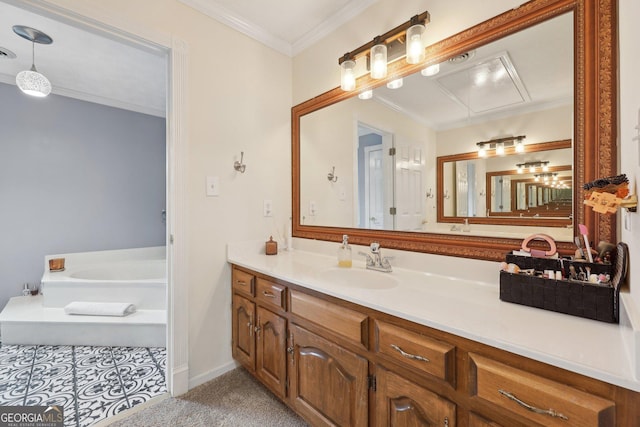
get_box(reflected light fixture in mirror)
[387,78,403,89]
[476,135,526,157]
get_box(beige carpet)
[107,368,308,426]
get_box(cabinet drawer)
[375,320,455,386]
[256,278,286,311]
[469,353,615,427]
[232,268,254,296]
[290,290,368,348]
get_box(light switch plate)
[206,176,219,197]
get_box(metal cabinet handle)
[498,389,569,420]
[237,280,247,286]
[262,291,276,298]
[390,344,430,362]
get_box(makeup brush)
[578,224,594,263]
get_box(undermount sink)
[315,267,398,290]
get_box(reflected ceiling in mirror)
[299,12,573,241]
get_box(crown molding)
[292,0,379,55]
[178,0,292,56]
[178,0,378,57]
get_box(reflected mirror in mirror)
[438,140,572,228]
[299,11,573,240]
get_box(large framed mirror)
[292,0,616,261]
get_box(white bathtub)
[41,246,166,310]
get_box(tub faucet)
[358,242,393,272]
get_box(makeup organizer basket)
[499,242,628,323]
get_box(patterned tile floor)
[0,344,166,426]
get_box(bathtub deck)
[0,296,166,347]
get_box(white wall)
[619,0,640,308]
[42,0,292,386]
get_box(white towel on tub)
[64,301,136,317]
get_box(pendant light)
[13,25,53,98]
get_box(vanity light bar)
[516,160,550,174]
[339,11,430,91]
[476,135,526,157]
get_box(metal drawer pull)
[390,344,430,362]
[237,280,247,286]
[499,390,569,420]
[262,291,276,298]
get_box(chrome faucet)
[359,242,393,272]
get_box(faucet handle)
[370,242,381,253]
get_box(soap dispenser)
[337,234,352,268]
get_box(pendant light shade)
[13,25,53,98]
[16,65,51,97]
[406,23,425,64]
[340,59,356,91]
[370,43,387,79]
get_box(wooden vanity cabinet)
[230,265,639,427]
[375,365,456,426]
[288,323,369,427]
[231,268,287,398]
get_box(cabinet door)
[288,324,368,427]
[375,366,456,427]
[232,294,255,371]
[256,306,287,398]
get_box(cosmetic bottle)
[337,234,352,268]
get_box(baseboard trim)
[188,360,238,390]
[171,363,190,396]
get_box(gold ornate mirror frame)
[291,0,616,261]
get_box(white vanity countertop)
[227,241,639,392]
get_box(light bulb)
[370,44,387,79]
[529,165,536,173]
[515,140,524,153]
[496,142,505,156]
[517,165,524,174]
[478,144,487,158]
[421,63,440,77]
[387,78,403,89]
[358,89,373,100]
[340,59,356,91]
[406,24,425,64]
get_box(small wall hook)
[443,190,451,200]
[479,188,486,197]
[426,188,434,199]
[234,151,246,173]
[327,166,338,183]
